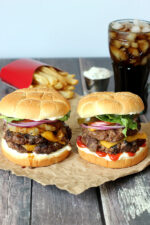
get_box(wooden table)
[0,58,150,225]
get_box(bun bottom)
[1,138,71,167]
[77,144,148,169]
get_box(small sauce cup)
[83,67,112,93]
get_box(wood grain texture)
[101,168,150,225]
[31,183,102,225]
[0,173,31,225]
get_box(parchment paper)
[0,94,150,195]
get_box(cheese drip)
[100,132,147,149]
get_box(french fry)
[31,66,78,99]
[64,75,78,85]
[59,71,68,76]
[54,82,63,90]
[33,74,49,85]
[37,72,58,86]
[59,90,74,99]
[41,67,67,87]
[64,85,75,90]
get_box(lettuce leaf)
[96,114,138,136]
[0,111,71,123]
[0,115,23,123]
[59,111,71,121]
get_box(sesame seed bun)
[77,92,144,118]
[0,87,70,120]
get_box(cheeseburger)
[0,88,72,167]
[77,92,148,168]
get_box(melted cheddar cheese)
[41,131,58,142]
[126,132,147,142]
[41,131,65,145]
[100,140,120,148]
[100,132,147,149]
[23,144,36,152]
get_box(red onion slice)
[8,120,58,128]
[81,124,124,130]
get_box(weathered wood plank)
[0,59,32,225]
[79,57,150,225]
[32,183,102,225]
[31,58,102,225]
[101,169,150,225]
[0,173,31,225]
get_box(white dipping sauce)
[83,67,112,80]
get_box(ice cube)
[126,33,136,41]
[131,25,141,33]
[139,21,150,27]
[122,41,130,48]
[146,33,150,40]
[112,22,123,30]
[128,47,139,57]
[110,46,127,61]
[112,40,122,48]
[138,40,149,53]
[129,59,136,64]
[142,26,150,32]
[141,56,148,65]
[109,31,117,39]
[131,42,138,48]
[133,19,140,26]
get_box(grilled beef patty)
[4,123,72,154]
[81,134,145,154]
[80,120,146,154]
[7,141,64,154]
[82,121,140,142]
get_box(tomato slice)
[141,142,146,147]
[96,151,107,157]
[77,136,86,148]
[13,119,33,123]
[128,152,135,157]
[90,121,113,126]
[108,153,121,161]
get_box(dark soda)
[113,62,150,112]
[109,19,150,112]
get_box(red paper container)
[0,59,53,89]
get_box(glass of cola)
[109,19,150,112]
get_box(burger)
[0,88,72,167]
[77,92,148,168]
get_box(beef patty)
[81,134,145,154]
[80,120,146,154]
[4,123,72,154]
[82,121,140,143]
[7,141,65,154]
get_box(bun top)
[0,88,70,120]
[77,92,144,118]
